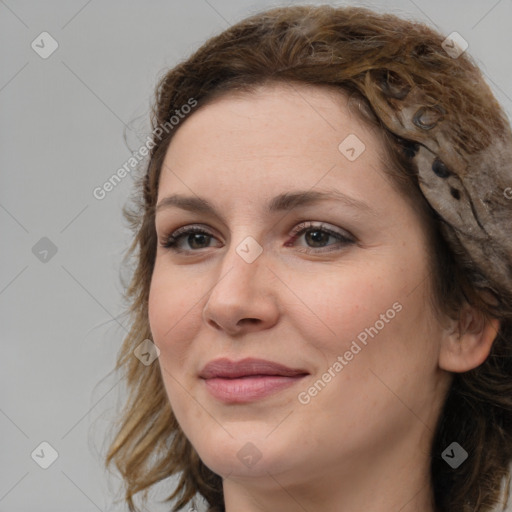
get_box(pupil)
[306,230,327,247]
[190,233,208,248]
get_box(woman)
[105,5,512,512]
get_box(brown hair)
[104,5,512,512]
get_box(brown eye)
[161,226,220,252]
[286,222,355,254]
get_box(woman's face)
[148,82,451,492]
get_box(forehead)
[158,82,390,199]
[183,81,363,139]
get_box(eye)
[160,225,220,253]
[159,222,355,254]
[285,221,355,253]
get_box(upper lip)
[199,357,309,379]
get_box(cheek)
[288,256,436,395]
[286,261,408,347]
[148,268,202,418]
[147,263,198,359]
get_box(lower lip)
[203,375,307,403]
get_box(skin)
[148,81,499,512]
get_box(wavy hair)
[104,5,512,512]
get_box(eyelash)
[160,222,355,255]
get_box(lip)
[199,357,309,403]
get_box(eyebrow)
[155,189,377,219]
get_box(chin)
[189,425,297,479]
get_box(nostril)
[240,318,260,325]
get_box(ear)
[438,305,501,373]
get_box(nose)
[202,239,280,336]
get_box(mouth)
[199,357,309,403]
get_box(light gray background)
[1,1,511,511]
